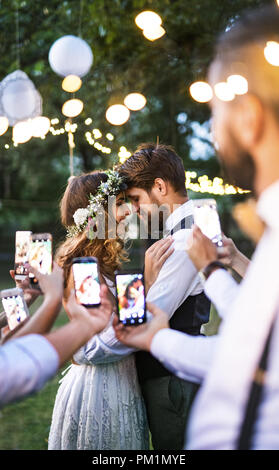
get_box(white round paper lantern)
[13,119,33,144]
[49,35,93,78]
[0,116,9,136]
[0,70,42,126]
[106,104,130,126]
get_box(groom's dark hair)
[119,142,187,196]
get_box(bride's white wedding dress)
[48,283,149,450]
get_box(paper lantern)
[0,116,9,136]
[0,70,42,126]
[13,120,33,144]
[124,93,146,111]
[31,116,51,137]
[49,35,93,78]
[105,104,130,126]
[62,98,84,117]
[62,75,82,92]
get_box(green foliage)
[0,0,272,252]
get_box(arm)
[186,225,241,320]
[114,302,218,384]
[217,235,250,278]
[146,231,202,318]
[0,334,59,408]
[1,263,64,344]
[0,284,113,407]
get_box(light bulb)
[124,93,146,111]
[62,98,84,117]
[189,81,213,103]
[62,74,82,92]
[135,11,162,30]
[105,104,130,126]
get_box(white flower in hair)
[73,207,90,226]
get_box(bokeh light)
[189,81,213,103]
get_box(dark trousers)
[141,375,200,450]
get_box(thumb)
[146,302,166,317]
[27,263,42,281]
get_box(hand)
[113,302,169,351]
[26,262,64,303]
[9,270,41,307]
[185,225,218,272]
[217,234,239,268]
[144,237,174,291]
[65,284,113,335]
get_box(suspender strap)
[236,322,274,450]
[164,215,194,237]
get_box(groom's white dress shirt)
[151,179,279,450]
[0,334,59,408]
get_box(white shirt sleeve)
[0,334,59,407]
[150,328,219,384]
[147,230,203,318]
[73,314,136,365]
[204,268,240,320]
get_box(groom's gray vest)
[135,215,211,384]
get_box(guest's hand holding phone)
[113,302,169,352]
[185,225,218,272]
[65,285,113,337]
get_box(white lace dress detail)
[48,280,149,450]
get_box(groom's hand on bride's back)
[66,285,113,336]
[113,302,169,352]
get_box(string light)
[264,41,279,66]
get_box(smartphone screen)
[28,234,52,286]
[1,291,29,330]
[192,199,223,247]
[72,257,101,307]
[115,272,146,325]
[14,231,32,279]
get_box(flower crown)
[66,169,127,239]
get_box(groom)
[119,143,211,450]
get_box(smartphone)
[28,233,53,287]
[1,287,29,331]
[72,257,101,307]
[192,199,223,247]
[115,270,146,325]
[14,231,32,280]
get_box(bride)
[48,169,172,450]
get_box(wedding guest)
[116,4,279,450]
[0,264,113,408]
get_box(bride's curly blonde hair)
[55,171,129,288]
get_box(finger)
[26,263,42,280]
[158,246,175,266]
[152,237,173,256]
[155,238,174,258]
